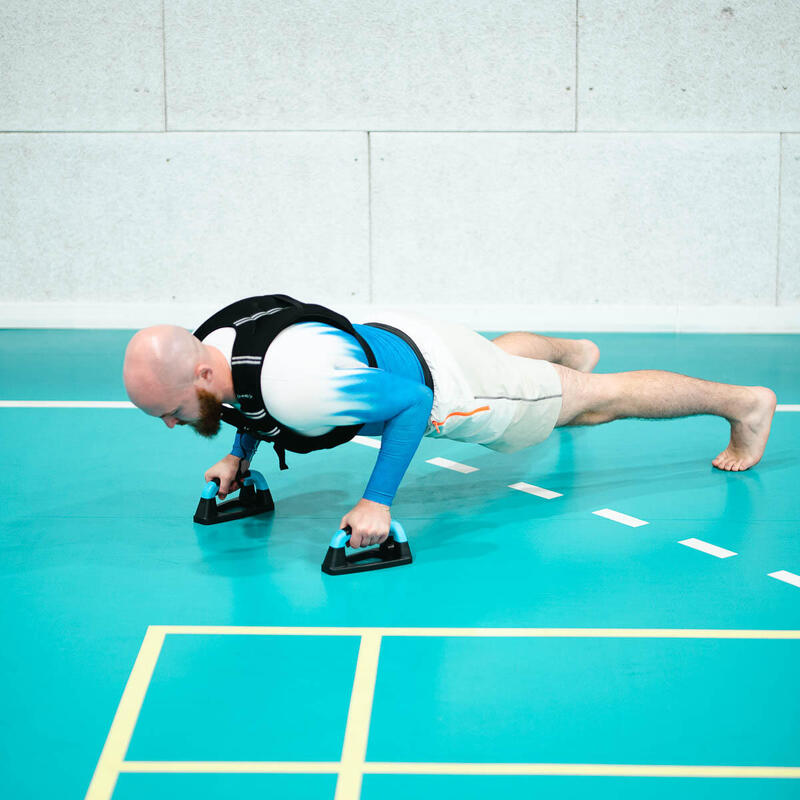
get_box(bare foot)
[562,339,600,372]
[712,387,777,471]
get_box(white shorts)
[355,309,563,453]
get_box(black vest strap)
[193,294,379,472]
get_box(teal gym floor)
[1,329,798,799]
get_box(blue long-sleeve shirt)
[226,321,433,506]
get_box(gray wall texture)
[0,1,798,326]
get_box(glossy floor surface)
[1,329,798,799]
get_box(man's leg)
[550,363,777,471]
[492,332,600,372]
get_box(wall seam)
[161,0,168,131]
[368,131,373,303]
[2,129,798,135]
[776,133,783,306]
[575,0,579,132]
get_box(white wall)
[0,0,798,331]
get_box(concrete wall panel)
[579,0,800,132]
[0,133,368,305]
[0,0,164,131]
[371,132,779,306]
[165,0,576,131]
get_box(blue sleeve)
[358,373,433,506]
[230,430,260,461]
[266,367,434,506]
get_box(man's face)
[162,387,223,438]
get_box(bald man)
[123,304,778,549]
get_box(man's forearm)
[230,430,260,461]
[361,390,432,505]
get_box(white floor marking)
[509,482,563,500]
[3,401,797,411]
[768,570,800,588]
[426,457,479,474]
[351,435,381,449]
[0,400,135,408]
[678,538,737,558]
[592,508,649,527]
[7,403,793,592]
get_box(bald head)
[122,325,217,416]
[123,323,234,437]
[123,325,208,413]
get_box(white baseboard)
[0,302,798,333]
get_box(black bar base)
[193,482,275,525]
[322,537,412,575]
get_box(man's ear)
[196,364,213,384]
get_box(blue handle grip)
[329,519,407,549]
[242,470,269,492]
[201,477,221,499]
[200,470,269,500]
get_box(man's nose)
[163,416,177,428]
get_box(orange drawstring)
[431,405,491,433]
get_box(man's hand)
[339,498,391,548]
[204,454,250,500]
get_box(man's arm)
[230,430,260,462]
[264,366,434,506]
[359,374,433,505]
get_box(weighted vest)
[192,293,434,472]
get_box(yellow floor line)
[156,625,800,639]
[117,761,800,779]
[362,762,800,778]
[334,632,382,800]
[84,627,167,800]
[121,761,340,773]
[87,625,800,798]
